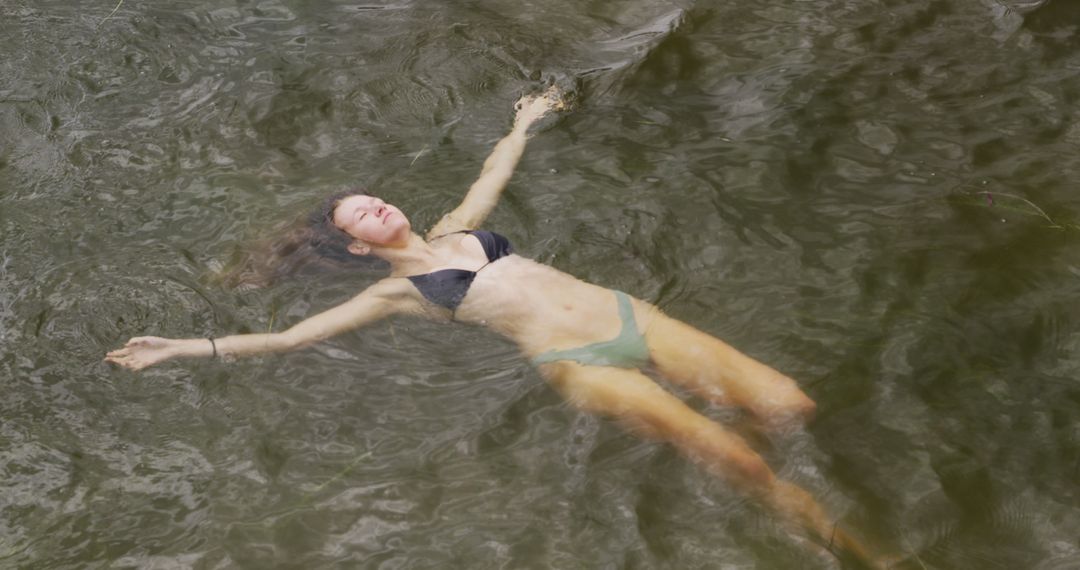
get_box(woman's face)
[332,194,411,251]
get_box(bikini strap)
[613,290,640,336]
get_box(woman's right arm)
[106,278,419,371]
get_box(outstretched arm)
[106,278,419,371]
[427,88,564,239]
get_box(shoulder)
[426,212,471,241]
[354,277,425,312]
[367,276,413,292]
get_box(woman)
[107,88,876,566]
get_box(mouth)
[382,212,391,224]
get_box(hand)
[513,85,567,130]
[105,336,182,371]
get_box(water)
[3,0,1079,568]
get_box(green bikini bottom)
[532,290,651,369]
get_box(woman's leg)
[541,360,778,490]
[637,303,816,425]
[539,361,874,566]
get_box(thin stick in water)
[99,0,124,26]
[410,145,428,167]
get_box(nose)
[376,205,386,216]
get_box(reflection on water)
[2,0,1079,567]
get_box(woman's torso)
[402,232,653,358]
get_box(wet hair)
[218,189,387,288]
[309,190,367,263]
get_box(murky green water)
[3,0,1080,568]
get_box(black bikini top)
[407,230,513,312]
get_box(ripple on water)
[0,432,74,555]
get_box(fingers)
[105,340,153,370]
[515,92,535,108]
[104,353,146,371]
[517,85,565,107]
[515,100,550,122]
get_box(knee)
[735,453,776,487]
[762,377,817,425]
[786,394,817,423]
[715,447,777,492]
[760,396,816,431]
[678,424,778,488]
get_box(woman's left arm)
[427,89,561,239]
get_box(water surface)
[2,0,1079,568]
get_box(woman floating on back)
[108,87,879,567]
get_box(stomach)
[451,255,653,357]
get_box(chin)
[388,223,412,243]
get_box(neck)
[369,232,438,276]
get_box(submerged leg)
[542,361,777,489]
[539,361,876,567]
[639,305,816,426]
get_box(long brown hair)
[217,191,387,288]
